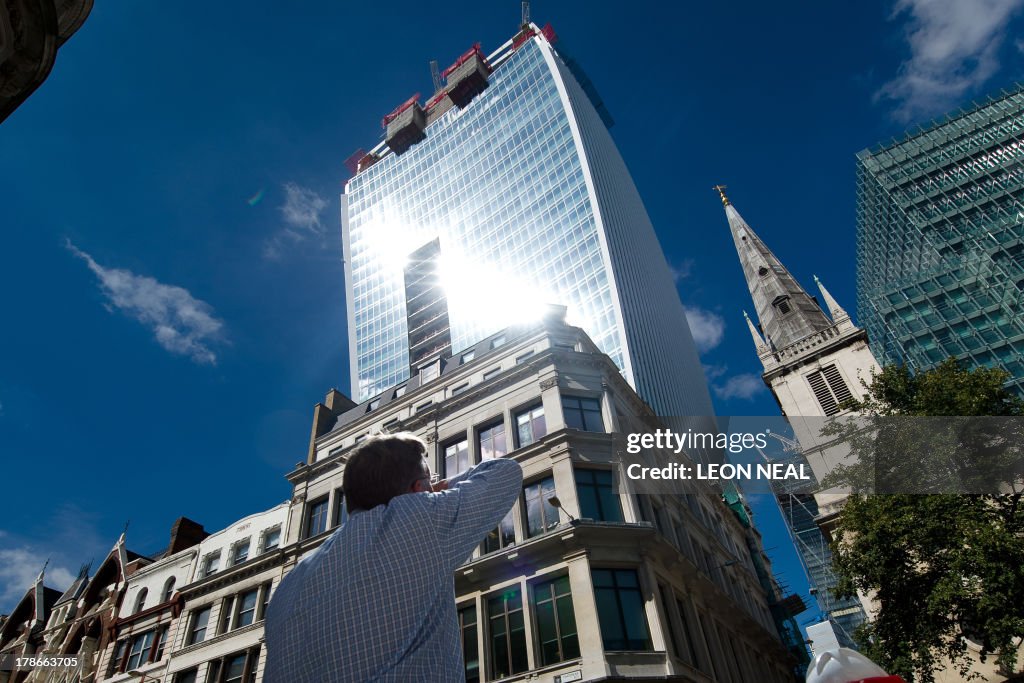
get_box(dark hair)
[343,433,428,513]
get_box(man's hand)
[431,479,449,492]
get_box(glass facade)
[778,492,865,648]
[856,87,1024,395]
[345,40,620,399]
[342,32,714,421]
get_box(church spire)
[744,310,772,359]
[720,191,833,351]
[813,274,850,324]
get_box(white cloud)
[702,363,728,382]
[878,0,1024,121]
[66,241,226,364]
[0,548,77,608]
[0,505,111,612]
[263,182,329,260]
[713,373,766,401]
[668,258,695,283]
[684,306,725,353]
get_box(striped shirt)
[263,457,523,683]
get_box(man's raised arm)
[429,458,523,566]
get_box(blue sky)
[2,0,1023,622]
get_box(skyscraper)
[856,86,1024,395]
[342,24,713,421]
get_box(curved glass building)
[342,26,713,420]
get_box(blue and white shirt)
[264,457,523,683]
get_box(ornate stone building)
[282,313,796,683]
[0,0,92,122]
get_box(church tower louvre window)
[805,365,853,416]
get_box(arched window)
[162,577,176,602]
[133,588,148,614]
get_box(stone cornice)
[178,551,283,600]
[763,325,869,382]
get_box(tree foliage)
[829,360,1024,682]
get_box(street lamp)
[547,496,578,523]
[710,559,739,571]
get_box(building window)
[261,527,281,553]
[199,552,221,578]
[230,538,250,566]
[444,437,471,478]
[154,625,169,661]
[515,403,546,447]
[478,420,507,460]
[236,588,260,628]
[462,350,476,363]
[524,477,559,537]
[109,639,127,676]
[490,334,506,349]
[188,606,211,644]
[806,364,854,416]
[367,398,380,412]
[306,496,329,538]
[562,396,604,432]
[416,400,434,412]
[220,584,270,633]
[208,647,260,683]
[515,350,534,364]
[484,509,516,554]
[773,295,792,316]
[483,367,501,380]
[126,630,155,670]
[591,569,652,651]
[451,382,470,396]
[333,492,349,528]
[174,669,198,683]
[533,575,580,665]
[394,385,407,399]
[487,588,528,678]
[575,469,622,521]
[419,363,440,383]
[459,604,480,683]
[133,588,148,614]
[675,597,703,670]
[223,653,248,683]
[658,584,681,659]
[160,577,176,603]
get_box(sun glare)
[437,251,560,331]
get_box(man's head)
[342,432,431,513]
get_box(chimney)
[325,388,356,414]
[167,517,209,554]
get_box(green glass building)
[856,86,1024,394]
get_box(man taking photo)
[264,432,523,682]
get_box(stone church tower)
[717,187,881,647]
[717,186,881,472]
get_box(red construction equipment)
[443,43,492,109]
[383,93,426,155]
